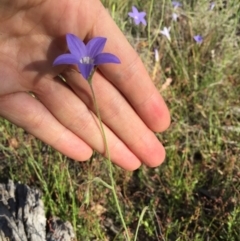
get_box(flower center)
[80,56,94,64]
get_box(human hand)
[0,0,170,170]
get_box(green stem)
[134,206,148,241]
[89,72,130,240]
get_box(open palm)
[0,0,170,170]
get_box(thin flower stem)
[88,72,130,241]
[134,206,148,241]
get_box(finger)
[62,68,166,167]
[85,3,171,132]
[32,76,142,170]
[0,92,93,161]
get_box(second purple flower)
[128,6,147,26]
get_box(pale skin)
[0,0,170,170]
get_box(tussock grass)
[0,0,240,240]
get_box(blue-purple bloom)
[53,34,120,80]
[172,1,182,9]
[194,35,203,44]
[128,6,147,26]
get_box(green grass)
[1,0,240,240]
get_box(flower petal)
[86,37,107,58]
[128,12,135,18]
[53,53,79,66]
[66,33,87,58]
[141,19,147,25]
[78,63,94,80]
[139,12,146,18]
[94,53,120,65]
[139,13,147,25]
[132,6,138,15]
[134,18,141,25]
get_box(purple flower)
[172,1,182,9]
[193,35,203,44]
[53,34,120,80]
[128,6,147,26]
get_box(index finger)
[89,3,170,132]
